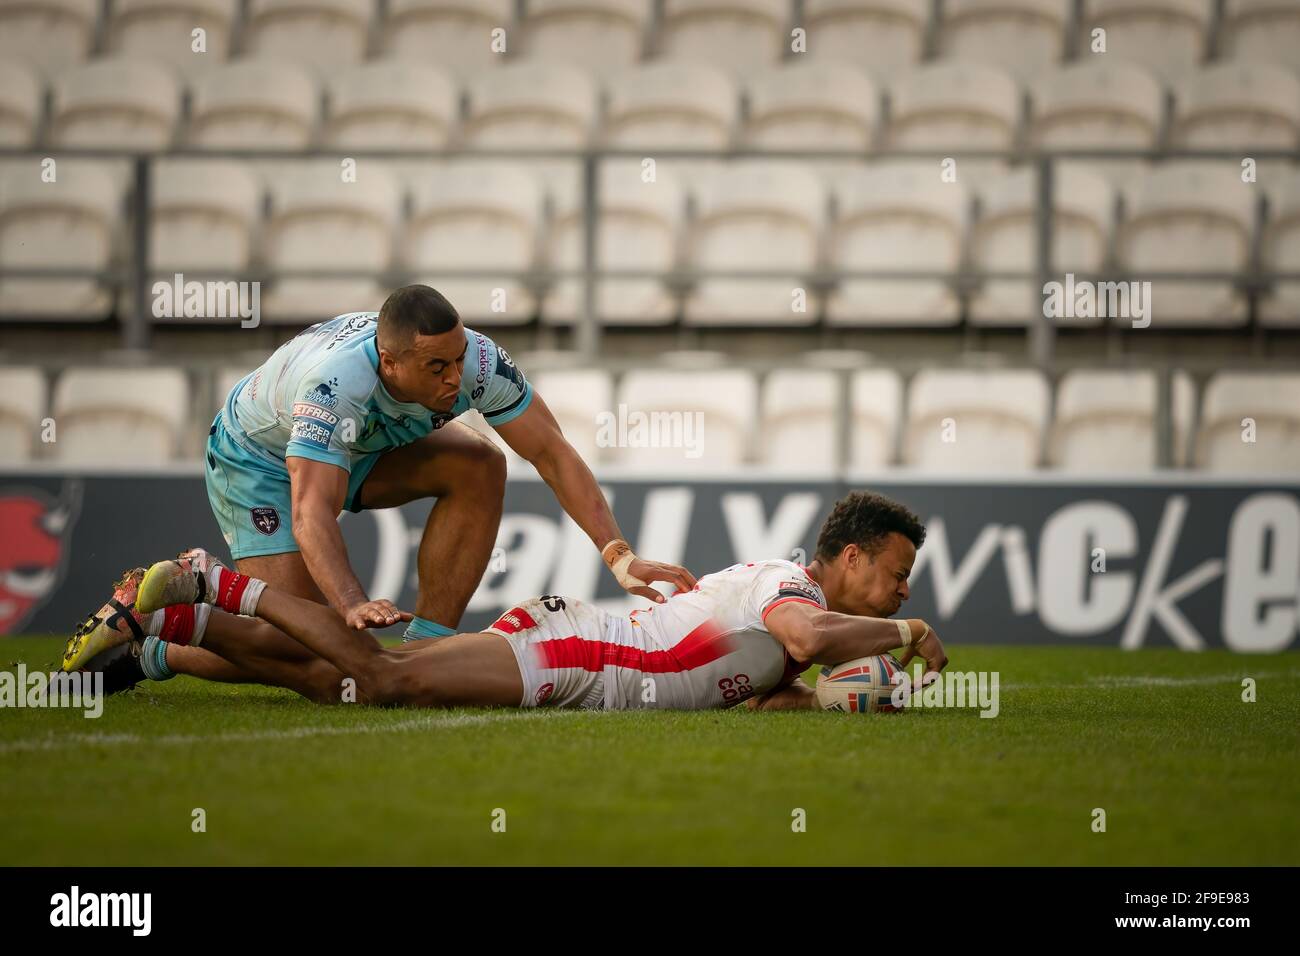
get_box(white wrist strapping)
[896,619,912,647]
[602,539,647,589]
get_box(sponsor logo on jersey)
[301,381,340,410]
[494,345,525,390]
[291,402,339,426]
[778,580,822,602]
[325,314,373,349]
[290,419,334,449]
[250,507,280,536]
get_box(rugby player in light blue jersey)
[64,285,696,693]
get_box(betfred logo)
[0,485,80,634]
[535,682,554,705]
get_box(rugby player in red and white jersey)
[113,492,949,711]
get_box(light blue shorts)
[204,412,381,560]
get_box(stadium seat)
[405,162,542,326]
[51,366,189,464]
[260,161,399,323]
[1221,0,1300,70]
[0,159,120,321]
[0,62,42,147]
[904,369,1049,472]
[106,0,237,80]
[759,369,842,474]
[323,61,459,152]
[529,368,613,463]
[1050,369,1195,470]
[849,368,903,470]
[613,368,756,471]
[826,163,967,326]
[1261,167,1300,328]
[542,159,681,326]
[683,162,825,326]
[187,60,319,151]
[462,62,596,150]
[886,62,1021,157]
[970,163,1114,327]
[0,0,98,78]
[243,0,371,77]
[1197,372,1300,474]
[382,0,513,77]
[657,0,786,79]
[1117,162,1254,327]
[1028,61,1164,153]
[523,0,649,78]
[742,62,879,152]
[149,159,260,276]
[1078,0,1211,83]
[804,0,927,78]
[50,59,180,151]
[0,367,47,464]
[937,0,1070,81]
[602,63,738,152]
[1171,64,1300,151]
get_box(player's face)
[841,532,916,618]
[382,323,467,411]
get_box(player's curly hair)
[815,491,926,561]
[378,284,460,350]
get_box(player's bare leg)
[187,609,348,704]
[353,420,506,633]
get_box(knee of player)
[451,434,507,490]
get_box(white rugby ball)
[816,654,905,714]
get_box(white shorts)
[485,595,619,709]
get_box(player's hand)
[344,599,414,630]
[897,620,948,689]
[624,558,697,605]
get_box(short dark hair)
[378,284,460,351]
[815,491,926,561]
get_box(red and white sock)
[145,603,212,647]
[204,565,267,617]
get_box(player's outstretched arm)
[765,600,948,676]
[747,679,817,711]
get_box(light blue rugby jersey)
[222,312,532,472]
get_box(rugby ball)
[816,654,905,714]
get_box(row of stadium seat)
[3,157,1297,326]
[4,56,1299,154]
[3,363,1297,474]
[3,0,1296,84]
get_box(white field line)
[0,709,583,754]
[998,670,1300,691]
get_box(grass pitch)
[1,638,1297,866]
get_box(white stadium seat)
[529,368,613,464]
[759,369,842,474]
[613,368,756,471]
[826,163,968,326]
[244,0,371,77]
[1222,0,1300,70]
[260,161,399,323]
[905,369,1049,472]
[106,0,237,80]
[50,59,180,151]
[0,0,98,78]
[462,63,595,150]
[51,367,189,465]
[523,0,649,78]
[804,0,927,79]
[324,61,459,152]
[743,63,879,152]
[1261,168,1300,328]
[850,369,903,470]
[0,62,42,147]
[938,0,1070,81]
[657,0,786,79]
[187,60,319,151]
[542,159,681,326]
[1197,373,1300,474]
[382,0,512,77]
[602,63,738,151]
[149,159,260,275]
[405,162,542,326]
[1050,369,1194,470]
[1171,64,1300,151]
[0,159,120,321]
[886,63,1021,154]
[0,367,47,464]
[1079,0,1211,83]
[970,163,1114,327]
[1117,162,1254,327]
[683,162,825,325]
[1029,62,1164,153]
